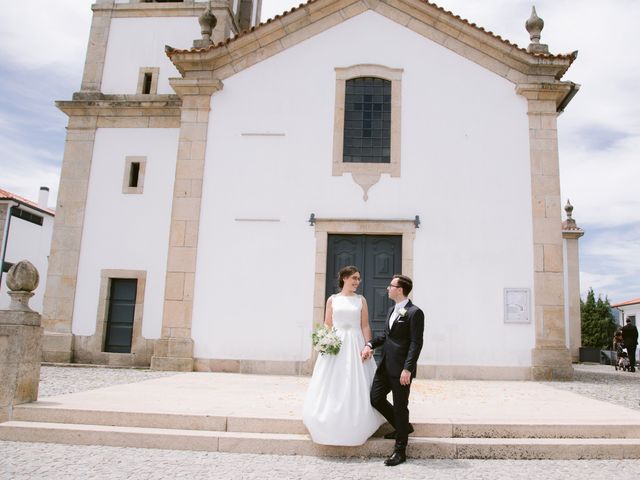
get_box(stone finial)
[525,6,549,54]
[562,199,584,238]
[564,199,574,221]
[5,260,39,312]
[193,4,217,49]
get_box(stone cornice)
[516,81,580,112]
[92,1,225,18]
[166,0,577,87]
[168,78,224,97]
[56,94,182,127]
[562,228,585,239]
[91,0,239,38]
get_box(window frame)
[342,76,392,165]
[136,67,159,95]
[332,64,403,178]
[122,156,146,194]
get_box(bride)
[303,265,384,446]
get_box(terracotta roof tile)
[167,0,577,63]
[612,298,640,308]
[0,188,55,216]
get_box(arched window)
[343,77,391,164]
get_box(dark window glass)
[129,162,140,188]
[142,73,152,94]
[10,206,43,226]
[343,77,391,163]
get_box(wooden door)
[326,234,402,359]
[104,279,137,353]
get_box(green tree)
[581,287,618,349]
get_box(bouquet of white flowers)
[311,324,342,356]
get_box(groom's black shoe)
[383,424,414,439]
[384,450,406,466]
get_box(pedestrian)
[621,318,638,372]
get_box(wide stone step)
[12,404,640,439]
[2,421,640,459]
[11,406,305,434]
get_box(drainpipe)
[0,201,18,287]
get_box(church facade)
[43,0,583,379]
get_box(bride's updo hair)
[338,265,360,288]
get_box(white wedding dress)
[303,294,384,446]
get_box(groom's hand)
[399,369,411,386]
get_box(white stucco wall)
[0,211,53,313]
[191,11,535,367]
[618,304,640,326]
[101,17,200,94]
[72,128,178,338]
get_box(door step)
[12,404,640,439]
[2,420,640,459]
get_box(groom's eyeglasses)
[388,284,401,288]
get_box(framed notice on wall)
[504,288,531,324]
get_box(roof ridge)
[168,0,577,61]
[0,187,55,216]
[612,298,640,308]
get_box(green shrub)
[581,287,618,349]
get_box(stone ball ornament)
[6,260,40,292]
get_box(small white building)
[43,0,584,379]
[612,298,640,326]
[0,187,55,313]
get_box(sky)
[0,0,638,304]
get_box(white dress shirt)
[389,298,409,329]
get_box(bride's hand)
[361,346,372,361]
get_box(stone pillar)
[41,116,98,363]
[0,261,43,422]
[80,3,113,93]
[150,78,222,371]
[40,1,112,361]
[517,83,574,380]
[562,200,584,362]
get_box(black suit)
[370,300,424,449]
[622,322,639,371]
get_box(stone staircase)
[3,404,640,459]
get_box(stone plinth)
[531,346,574,380]
[151,337,194,372]
[0,310,43,422]
[42,332,74,363]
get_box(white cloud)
[0,1,92,75]
[560,135,640,227]
[0,123,61,206]
[579,223,640,302]
[580,272,621,299]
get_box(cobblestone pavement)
[38,365,176,397]
[544,364,640,411]
[1,363,638,479]
[1,442,640,480]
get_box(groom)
[361,274,424,466]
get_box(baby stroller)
[616,344,631,371]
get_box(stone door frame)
[312,219,417,334]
